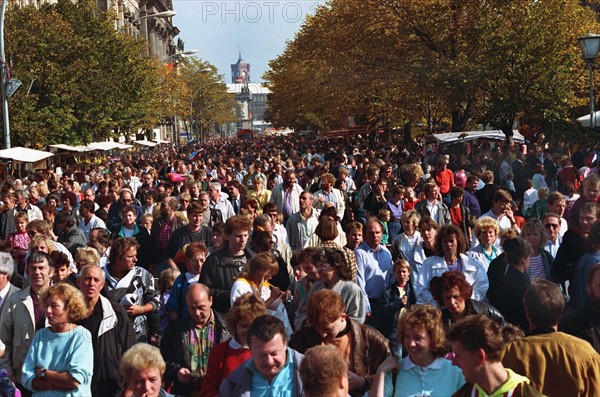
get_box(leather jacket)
[442,299,506,330]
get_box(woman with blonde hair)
[120,343,171,397]
[521,218,552,281]
[229,252,292,336]
[369,305,465,397]
[468,216,501,271]
[22,283,93,396]
[247,176,271,214]
[74,247,100,269]
[28,234,56,254]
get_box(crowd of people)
[0,132,599,396]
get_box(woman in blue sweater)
[369,305,465,397]
[22,283,93,396]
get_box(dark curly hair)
[430,271,473,306]
[434,224,467,257]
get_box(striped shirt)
[529,254,545,280]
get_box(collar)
[359,241,383,253]
[186,272,200,283]
[528,327,555,336]
[546,237,561,246]
[229,337,248,350]
[194,309,215,329]
[403,356,444,370]
[98,295,118,337]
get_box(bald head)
[186,283,213,326]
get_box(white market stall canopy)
[431,130,525,144]
[577,111,600,127]
[87,142,133,150]
[0,147,54,162]
[48,144,93,152]
[133,140,159,147]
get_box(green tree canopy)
[4,0,162,147]
[264,0,600,140]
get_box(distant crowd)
[0,132,598,397]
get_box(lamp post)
[578,33,600,130]
[1,0,10,148]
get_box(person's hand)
[347,370,366,391]
[126,304,143,316]
[269,287,284,301]
[504,208,516,225]
[376,355,399,374]
[177,367,192,383]
[401,295,408,306]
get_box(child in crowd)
[165,242,208,320]
[50,251,72,285]
[378,259,415,354]
[8,211,29,274]
[141,214,153,234]
[157,268,180,334]
[378,208,391,245]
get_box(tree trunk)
[403,122,412,145]
[451,101,474,132]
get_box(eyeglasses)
[317,262,332,271]
[544,223,560,229]
[122,199,133,203]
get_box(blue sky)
[172,1,326,83]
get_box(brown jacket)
[289,317,389,397]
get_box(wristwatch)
[40,369,47,380]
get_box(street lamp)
[162,49,198,63]
[578,33,600,130]
[131,10,176,24]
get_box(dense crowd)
[0,133,599,397]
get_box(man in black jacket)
[199,215,254,313]
[160,283,229,395]
[77,265,136,397]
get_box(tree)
[475,0,598,141]
[4,0,162,147]
[177,58,237,141]
[264,0,600,140]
